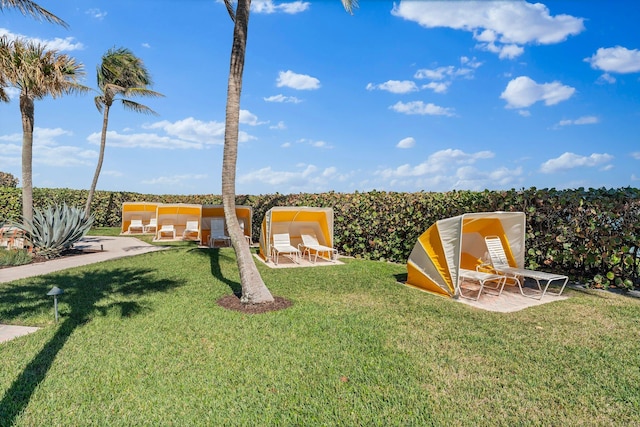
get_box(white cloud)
[375,148,521,191]
[366,80,418,94]
[500,76,575,109]
[276,70,320,90]
[238,163,352,192]
[555,116,599,127]
[453,165,523,189]
[585,46,640,74]
[296,138,332,149]
[494,44,524,60]
[391,1,584,59]
[414,57,481,92]
[0,127,96,168]
[264,94,302,103]
[396,137,415,149]
[270,121,286,130]
[460,56,482,68]
[87,130,203,150]
[86,8,107,19]
[87,117,256,149]
[239,164,317,185]
[2,87,20,100]
[540,152,614,173]
[142,173,208,185]
[598,73,617,84]
[0,28,84,51]
[422,82,449,93]
[251,0,310,14]
[378,148,494,178]
[631,152,640,160]
[390,101,455,116]
[142,43,151,49]
[144,117,226,145]
[239,110,267,126]
[414,62,477,80]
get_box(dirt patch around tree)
[217,294,292,314]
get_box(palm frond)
[0,0,68,27]
[0,37,87,101]
[341,0,358,15]
[122,87,164,99]
[94,95,105,113]
[120,99,159,116]
[94,47,163,117]
[224,0,235,22]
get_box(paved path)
[1,236,167,343]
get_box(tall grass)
[1,246,639,426]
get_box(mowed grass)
[1,245,640,426]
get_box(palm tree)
[0,37,89,223]
[0,0,67,27]
[220,0,357,305]
[0,0,66,102]
[84,47,163,218]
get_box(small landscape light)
[47,286,64,323]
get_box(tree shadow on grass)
[202,247,242,297]
[0,267,181,426]
[199,247,292,314]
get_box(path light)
[47,286,64,323]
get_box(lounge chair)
[483,235,569,299]
[209,218,230,247]
[144,218,157,234]
[271,233,300,265]
[183,219,200,240]
[458,269,507,301]
[298,229,337,263]
[127,218,144,234]
[157,224,176,240]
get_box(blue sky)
[1,0,639,195]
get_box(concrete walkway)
[0,236,167,343]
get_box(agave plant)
[11,203,94,258]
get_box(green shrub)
[11,203,94,259]
[1,186,639,289]
[0,247,32,266]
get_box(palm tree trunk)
[84,105,110,218]
[20,93,34,224]
[222,0,274,304]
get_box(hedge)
[1,186,639,289]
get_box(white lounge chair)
[209,218,230,247]
[127,218,144,234]
[298,229,337,263]
[158,224,176,240]
[144,218,157,234]
[271,233,300,265]
[458,269,507,301]
[483,235,569,299]
[183,219,200,240]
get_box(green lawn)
[1,244,639,426]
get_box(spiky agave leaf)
[11,203,94,258]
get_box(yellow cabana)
[154,203,202,241]
[120,202,160,234]
[259,206,334,263]
[406,212,526,298]
[201,205,253,246]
